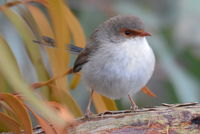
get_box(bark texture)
[68,102,200,134]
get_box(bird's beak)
[139,31,151,37]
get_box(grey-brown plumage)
[73,45,97,72]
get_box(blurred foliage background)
[0,0,200,132]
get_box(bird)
[72,15,155,116]
[33,15,155,116]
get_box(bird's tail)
[33,36,83,54]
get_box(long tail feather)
[33,36,83,54]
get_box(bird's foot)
[84,110,94,119]
[130,104,138,111]
[128,94,138,111]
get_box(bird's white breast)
[82,37,155,99]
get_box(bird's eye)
[124,30,132,35]
[120,28,135,37]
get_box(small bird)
[73,15,155,116]
[33,15,155,116]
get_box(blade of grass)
[17,4,43,43]
[63,4,86,90]
[0,73,10,93]
[22,3,54,99]
[0,101,18,123]
[2,6,50,91]
[62,4,86,48]
[26,4,54,38]
[46,0,82,117]
[26,0,47,5]
[27,3,82,116]
[0,36,66,126]
[0,36,20,93]
[0,0,45,10]
[0,35,20,76]
[0,0,47,9]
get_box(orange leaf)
[141,86,156,97]
[26,4,54,38]
[44,0,82,117]
[63,4,86,89]
[0,93,32,134]
[4,1,21,8]
[28,0,82,117]
[0,101,18,121]
[31,110,57,134]
[48,102,74,134]
[62,4,86,48]
[0,112,20,134]
[26,0,48,6]
[26,101,70,134]
[48,102,74,122]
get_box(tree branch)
[67,102,200,134]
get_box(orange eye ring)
[120,28,138,37]
[119,28,151,37]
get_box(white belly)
[82,38,155,99]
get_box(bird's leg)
[85,89,94,118]
[128,94,138,110]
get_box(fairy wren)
[73,15,155,115]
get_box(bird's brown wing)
[73,48,89,72]
[73,45,97,72]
